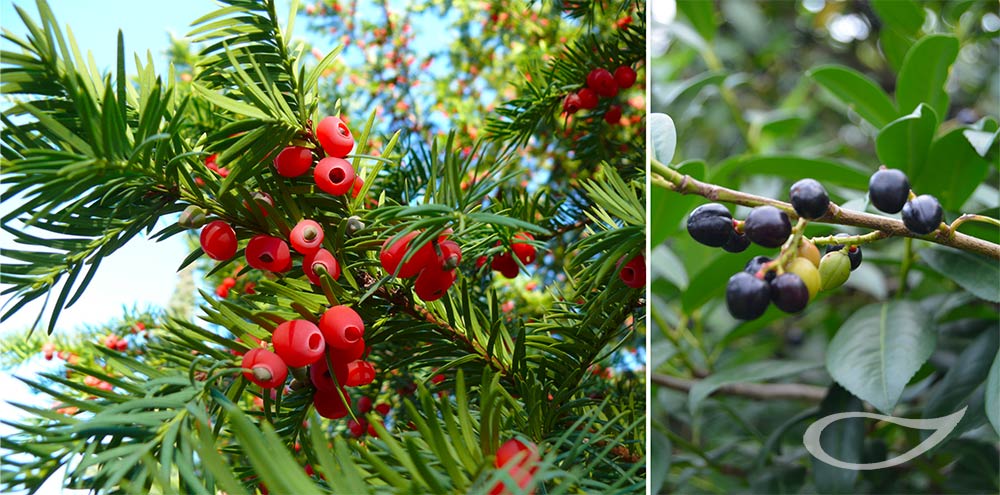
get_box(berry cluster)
[687,165,946,321]
[562,66,637,125]
[380,230,462,301]
[241,305,376,419]
[489,438,540,495]
[476,233,538,279]
[687,177,865,320]
[346,395,390,438]
[274,116,364,198]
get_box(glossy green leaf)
[650,160,705,246]
[677,0,717,42]
[807,64,897,128]
[986,349,1000,436]
[660,71,727,108]
[919,248,1000,303]
[650,244,687,290]
[875,103,937,178]
[650,112,675,164]
[918,128,991,210]
[879,28,913,73]
[712,155,870,190]
[922,328,998,443]
[812,384,862,494]
[871,0,925,35]
[896,34,959,118]
[688,360,821,414]
[826,302,935,414]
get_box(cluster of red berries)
[476,233,537,279]
[274,116,364,198]
[241,305,375,419]
[199,218,342,287]
[489,438,540,495]
[83,375,114,392]
[41,342,80,365]
[562,66,637,125]
[380,230,462,301]
[101,334,129,352]
[215,272,255,298]
[346,395,391,438]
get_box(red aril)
[290,219,324,254]
[316,116,355,158]
[272,319,325,367]
[200,221,237,261]
[274,146,313,177]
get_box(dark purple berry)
[744,256,777,282]
[744,206,792,248]
[722,231,750,253]
[825,233,862,270]
[868,169,910,214]
[789,178,830,219]
[901,195,943,235]
[687,203,735,247]
[770,273,809,313]
[726,272,771,320]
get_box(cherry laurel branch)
[651,159,1000,261]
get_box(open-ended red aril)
[319,305,365,350]
[290,219,324,254]
[314,157,356,196]
[316,116,355,158]
[242,348,288,389]
[304,248,341,285]
[274,146,313,177]
[272,319,325,367]
[245,235,292,272]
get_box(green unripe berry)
[819,250,851,291]
[797,239,821,268]
[179,205,207,229]
[786,257,820,300]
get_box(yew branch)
[651,159,1000,260]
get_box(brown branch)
[651,372,827,402]
[651,160,1000,260]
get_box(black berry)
[789,178,830,219]
[868,169,910,214]
[726,272,771,320]
[901,195,943,235]
[825,234,862,270]
[722,231,750,253]
[770,273,809,313]
[744,256,777,282]
[744,206,791,248]
[687,203,735,247]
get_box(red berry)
[357,396,373,413]
[414,265,457,301]
[319,305,365,350]
[347,418,367,437]
[329,337,366,363]
[200,221,238,261]
[613,66,637,89]
[604,105,623,125]
[351,176,364,198]
[245,235,292,272]
[367,419,380,437]
[345,359,376,386]
[309,352,348,391]
[314,157,356,196]
[491,438,539,495]
[476,256,488,270]
[115,339,128,351]
[562,93,582,115]
[290,219,324,254]
[435,239,463,270]
[491,252,520,278]
[511,233,536,264]
[272,319,326,367]
[274,146,313,177]
[375,403,391,416]
[244,191,274,217]
[380,232,434,278]
[313,389,351,419]
[577,88,599,109]
[316,116,355,158]
[586,68,618,98]
[618,254,645,288]
[304,248,341,285]
[495,438,539,468]
[242,348,288,389]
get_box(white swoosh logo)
[803,407,967,470]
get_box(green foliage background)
[651,1,999,494]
